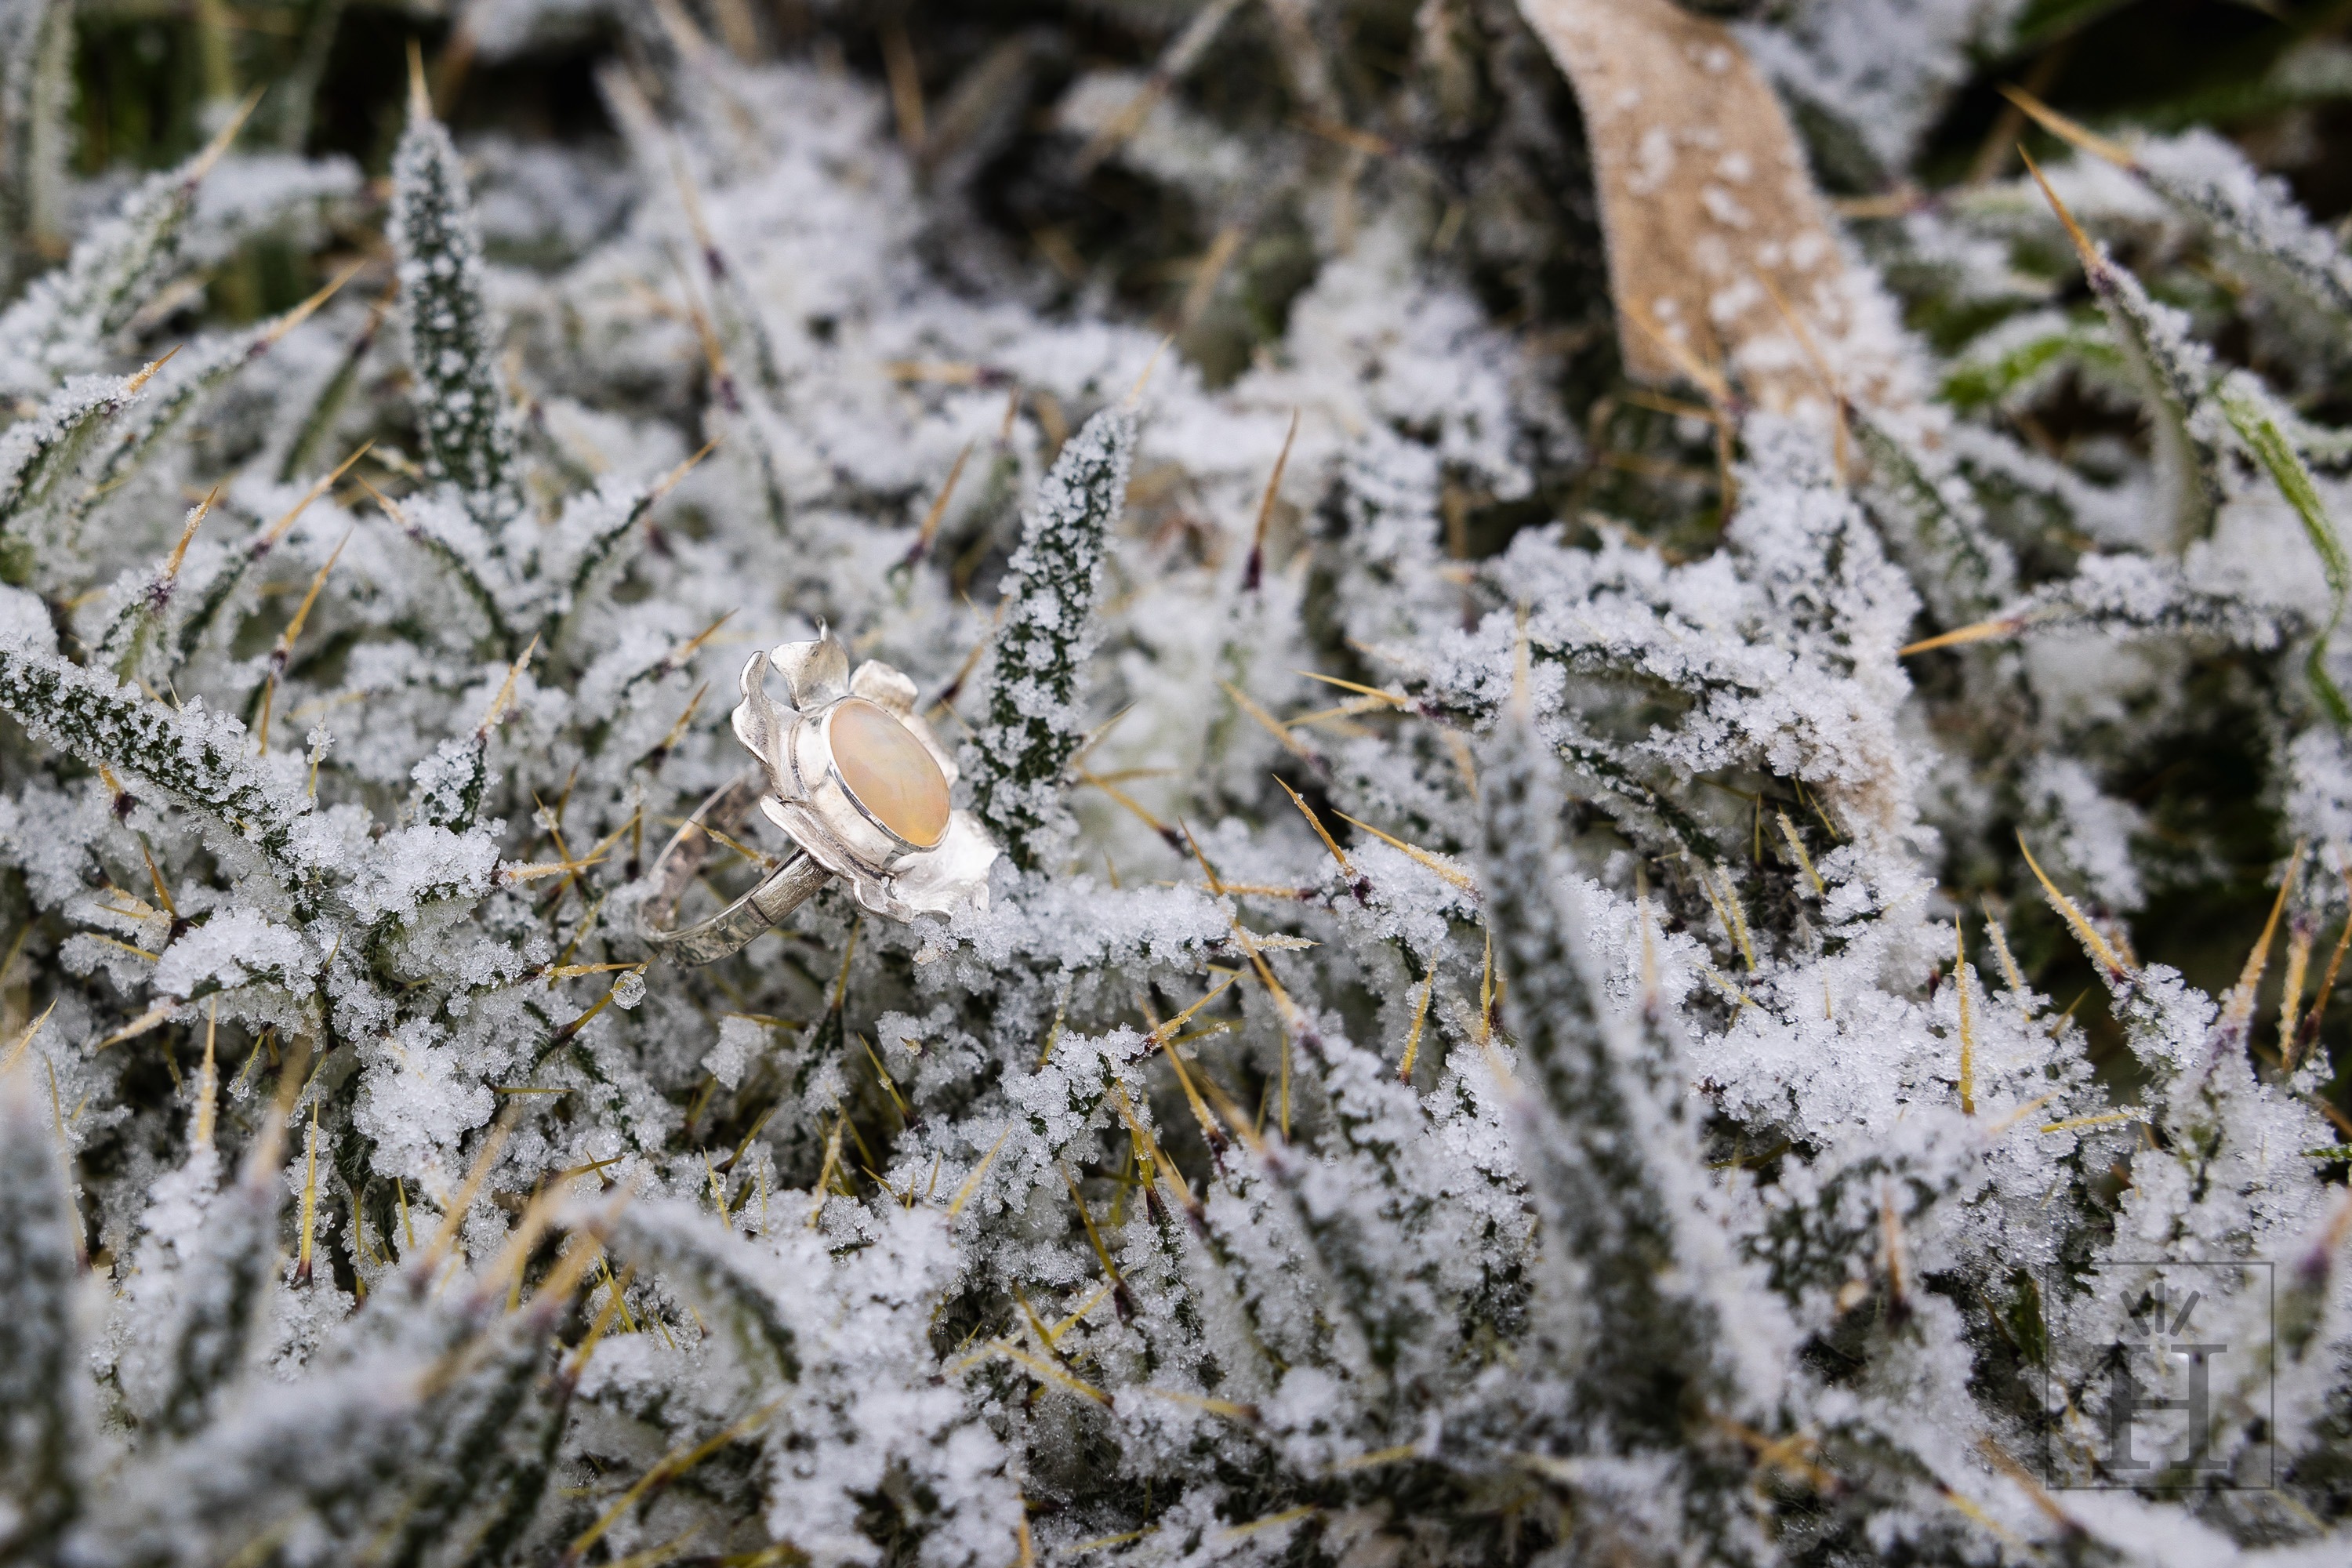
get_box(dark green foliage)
[968,408,1136,869]
[390,105,521,536]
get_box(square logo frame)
[2036,1259,2275,1491]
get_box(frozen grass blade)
[390,60,520,535]
[969,407,1135,869]
[2023,148,2223,550]
[2215,374,2350,726]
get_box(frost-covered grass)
[2,2,2352,1565]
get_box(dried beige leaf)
[1515,0,1912,415]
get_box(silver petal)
[775,796,919,918]
[731,651,800,802]
[849,659,920,714]
[884,811,998,916]
[770,631,851,710]
[760,797,866,885]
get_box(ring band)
[639,775,832,965]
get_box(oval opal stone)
[829,699,950,848]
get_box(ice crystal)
[2,4,2350,1566]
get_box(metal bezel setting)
[816,698,948,855]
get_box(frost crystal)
[2,6,2350,1566]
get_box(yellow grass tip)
[263,257,368,347]
[1333,810,1476,892]
[1900,616,2024,656]
[188,88,266,185]
[1122,335,1174,411]
[650,435,724,503]
[477,633,542,735]
[122,343,183,394]
[946,1123,1014,1218]
[2016,832,2131,978]
[2,1000,57,1077]
[407,38,433,123]
[1998,85,2133,170]
[2018,147,2103,275]
[162,487,220,579]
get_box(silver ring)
[638,775,833,966]
[636,629,999,966]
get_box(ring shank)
[639,775,830,965]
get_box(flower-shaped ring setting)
[638,631,997,965]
